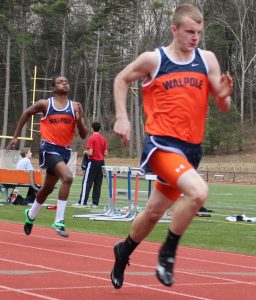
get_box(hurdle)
[90,166,138,221]
[73,165,141,221]
[73,165,156,222]
[73,166,133,219]
[72,169,116,219]
[92,170,140,222]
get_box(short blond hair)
[172,4,203,27]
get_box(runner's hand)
[75,103,82,121]
[6,138,18,150]
[113,118,131,146]
[218,72,233,99]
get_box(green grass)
[1,177,256,255]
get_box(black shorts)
[39,141,71,175]
[43,153,64,175]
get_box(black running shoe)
[24,209,35,235]
[110,242,130,289]
[156,249,175,287]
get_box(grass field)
[1,175,256,255]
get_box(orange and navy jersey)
[40,97,77,147]
[142,47,209,144]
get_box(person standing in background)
[76,121,108,208]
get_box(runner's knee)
[61,174,73,186]
[37,186,55,197]
[189,184,208,208]
[144,203,166,223]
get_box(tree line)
[0,0,255,156]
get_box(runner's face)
[53,77,70,94]
[172,16,203,52]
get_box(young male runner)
[7,76,88,237]
[111,4,233,288]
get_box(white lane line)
[1,225,256,299]
[1,238,256,274]
[0,257,212,299]
[0,284,60,300]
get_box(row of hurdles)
[72,166,172,222]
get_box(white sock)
[28,200,43,220]
[55,200,67,223]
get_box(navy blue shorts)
[39,141,71,175]
[140,135,203,175]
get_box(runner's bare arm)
[114,51,158,144]
[6,100,48,150]
[204,50,233,112]
[74,102,88,139]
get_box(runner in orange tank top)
[110,4,233,289]
[7,76,88,238]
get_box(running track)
[0,221,255,299]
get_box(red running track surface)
[0,221,256,300]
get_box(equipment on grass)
[197,212,212,217]
[73,166,141,222]
[91,169,139,222]
[46,205,57,210]
[72,166,166,222]
[91,167,140,222]
[73,169,118,219]
[226,214,256,222]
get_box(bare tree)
[93,29,100,121]
[1,32,11,149]
[215,0,256,126]
[133,0,142,157]
[60,18,67,75]
[19,41,28,150]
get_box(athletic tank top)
[142,47,209,144]
[40,97,76,147]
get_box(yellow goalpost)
[0,66,41,141]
